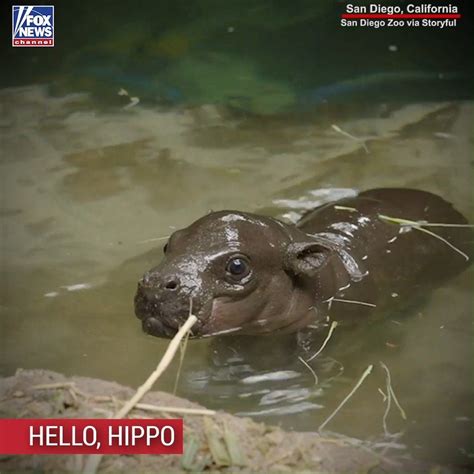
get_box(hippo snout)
[134,270,197,338]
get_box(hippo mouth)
[135,293,204,338]
[134,293,180,338]
[141,314,207,339]
[135,298,185,338]
[142,316,180,338]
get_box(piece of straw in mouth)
[173,329,191,395]
[82,311,198,474]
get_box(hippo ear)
[284,241,333,277]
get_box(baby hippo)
[134,188,472,338]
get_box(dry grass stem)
[380,362,407,421]
[307,321,338,362]
[83,310,197,474]
[173,330,191,395]
[135,402,215,416]
[33,382,89,399]
[381,369,392,437]
[331,124,370,154]
[378,388,388,402]
[115,313,197,419]
[378,214,470,261]
[332,298,377,308]
[138,235,170,244]
[298,356,319,385]
[334,205,357,212]
[318,364,373,432]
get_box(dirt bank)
[0,369,436,473]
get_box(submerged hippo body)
[134,188,472,338]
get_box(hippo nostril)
[165,280,178,290]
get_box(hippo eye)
[226,256,250,280]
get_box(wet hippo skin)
[134,188,472,338]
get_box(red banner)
[0,419,183,454]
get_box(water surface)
[1,85,473,467]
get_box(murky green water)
[2,1,474,469]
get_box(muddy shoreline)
[0,368,436,473]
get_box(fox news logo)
[12,5,54,47]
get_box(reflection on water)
[1,86,473,468]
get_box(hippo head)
[134,211,340,338]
